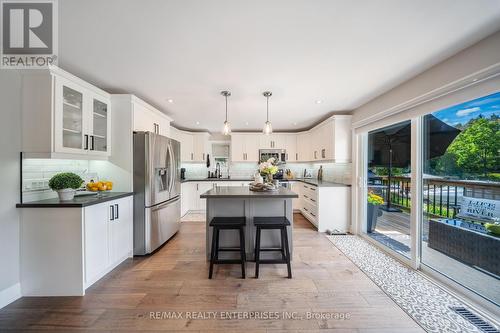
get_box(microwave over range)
[259,149,286,164]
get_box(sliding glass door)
[365,120,412,259]
[359,92,499,306]
[420,92,500,305]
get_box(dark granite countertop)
[181,178,252,183]
[200,187,299,199]
[16,192,134,208]
[182,177,350,187]
[281,178,351,187]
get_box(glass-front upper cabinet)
[54,76,87,154]
[54,75,111,156]
[62,86,84,150]
[90,97,110,154]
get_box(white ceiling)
[58,0,500,132]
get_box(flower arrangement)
[367,191,384,205]
[259,158,279,183]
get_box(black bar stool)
[254,217,292,278]
[209,217,246,279]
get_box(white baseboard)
[0,283,21,309]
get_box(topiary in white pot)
[48,172,84,201]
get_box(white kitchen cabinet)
[108,197,133,266]
[19,195,134,296]
[22,66,112,159]
[296,182,351,232]
[84,201,110,286]
[231,134,259,162]
[284,135,298,162]
[84,196,133,287]
[259,134,285,149]
[172,129,210,162]
[132,97,171,136]
[297,132,311,162]
[193,133,211,162]
[181,182,197,216]
[197,182,214,209]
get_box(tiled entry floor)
[0,214,423,332]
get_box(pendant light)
[262,91,273,135]
[221,91,231,135]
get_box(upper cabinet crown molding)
[228,115,352,163]
[21,66,112,159]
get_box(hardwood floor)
[0,214,423,332]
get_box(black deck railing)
[368,176,500,219]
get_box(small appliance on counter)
[180,168,186,180]
[273,168,284,180]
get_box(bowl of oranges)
[86,180,113,195]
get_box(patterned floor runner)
[327,235,499,333]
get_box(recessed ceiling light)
[167,99,174,103]
[195,121,200,125]
[245,122,249,125]
[315,100,323,104]
[293,122,297,126]
[472,78,478,82]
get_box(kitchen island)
[200,186,298,261]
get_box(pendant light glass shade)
[220,91,231,135]
[222,120,231,135]
[263,121,272,135]
[262,91,273,135]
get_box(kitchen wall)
[0,71,22,308]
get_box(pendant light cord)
[225,95,228,122]
[266,96,269,122]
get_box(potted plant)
[367,191,384,233]
[259,158,279,184]
[48,172,84,201]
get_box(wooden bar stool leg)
[255,227,261,278]
[239,226,246,279]
[283,227,292,279]
[209,226,217,279]
[280,227,286,261]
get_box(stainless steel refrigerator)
[133,131,181,255]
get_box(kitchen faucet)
[216,162,221,178]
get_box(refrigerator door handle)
[168,142,175,194]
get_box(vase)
[266,173,274,184]
[57,188,76,201]
[367,203,381,233]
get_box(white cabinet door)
[197,182,214,210]
[297,132,311,162]
[88,93,111,157]
[291,182,302,210]
[193,134,210,162]
[54,76,87,154]
[181,182,197,214]
[84,202,110,285]
[180,132,194,162]
[133,103,154,132]
[321,121,334,160]
[284,135,297,162]
[230,134,246,162]
[244,135,260,162]
[109,197,133,265]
